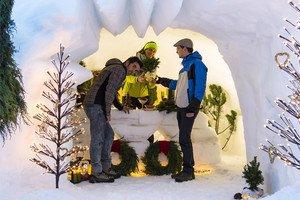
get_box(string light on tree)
[261,1,300,170]
[30,44,87,188]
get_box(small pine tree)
[242,156,264,191]
[201,84,237,149]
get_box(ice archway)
[8,0,299,193]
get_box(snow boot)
[89,172,114,183]
[175,172,195,183]
[103,168,121,179]
[171,171,184,179]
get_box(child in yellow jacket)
[123,42,158,109]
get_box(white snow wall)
[6,0,300,194]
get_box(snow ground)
[1,154,244,200]
[262,182,300,200]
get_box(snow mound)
[22,189,77,200]
[262,183,300,200]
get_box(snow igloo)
[5,0,300,194]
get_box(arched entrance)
[78,26,247,165]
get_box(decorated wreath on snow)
[142,141,182,175]
[111,139,139,176]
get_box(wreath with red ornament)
[142,141,182,175]
[111,139,139,176]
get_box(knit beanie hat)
[143,41,158,51]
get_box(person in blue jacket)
[156,38,208,183]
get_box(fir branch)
[0,0,27,142]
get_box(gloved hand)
[122,106,130,114]
[122,94,131,109]
[156,76,171,87]
[186,98,201,114]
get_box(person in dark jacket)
[157,38,208,183]
[83,57,142,183]
[76,70,101,108]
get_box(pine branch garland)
[141,57,160,72]
[0,0,27,142]
[156,89,177,113]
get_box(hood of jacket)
[105,58,124,67]
[183,51,202,64]
[181,51,203,71]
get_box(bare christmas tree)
[30,44,87,188]
[260,1,300,170]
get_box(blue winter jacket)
[158,51,207,110]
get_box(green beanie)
[143,42,158,51]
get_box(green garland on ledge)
[142,141,182,175]
[111,140,139,176]
[156,99,178,113]
[0,0,27,142]
[156,89,177,113]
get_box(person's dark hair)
[124,56,143,68]
[179,45,193,53]
[187,47,193,53]
[137,48,146,55]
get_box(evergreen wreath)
[142,141,182,175]
[111,139,139,176]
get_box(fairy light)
[30,44,87,188]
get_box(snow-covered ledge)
[76,109,221,166]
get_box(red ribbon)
[158,141,170,155]
[111,139,121,153]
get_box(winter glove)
[113,96,124,111]
[122,94,131,108]
[156,76,171,88]
[186,98,201,113]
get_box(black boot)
[175,172,195,183]
[89,172,114,183]
[103,168,121,179]
[171,171,184,179]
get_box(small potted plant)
[234,156,264,199]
